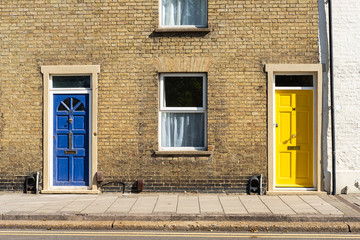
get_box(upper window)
[52,76,91,88]
[275,75,313,87]
[160,0,207,28]
[159,73,207,150]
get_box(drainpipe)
[328,0,336,195]
[35,171,40,194]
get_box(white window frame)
[159,73,207,151]
[159,0,208,28]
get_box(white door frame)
[41,65,100,193]
[265,64,323,193]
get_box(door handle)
[292,134,296,138]
[69,130,73,149]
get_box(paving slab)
[320,195,359,216]
[34,197,76,214]
[59,195,98,213]
[0,201,27,214]
[106,197,137,213]
[5,195,64,214]
[177,196,199,214]
[153,195,178,214]
[219,196,247,214]
[0,194,27,203]
[279,195,318,214]
[7,202,45,215]
[199,196,223,214]
[81,195,118,214]
[260,196,296,215]
[239,195,271,214]
[300,195,343,215]
[34,203,69,214]
[339,194,360,209]
[129,196,158,214]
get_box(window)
[52,76,91,88]
[275,75,313,87]
[160,0,207,27]
[159,73,206,150]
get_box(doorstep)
[41,189,100,194]
[266,190,328,195]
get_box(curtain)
[161,113,204,147]
[161,0,207,26]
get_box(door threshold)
[266,190,327,195]
[41,189,100,194]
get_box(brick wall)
[0,0,319,193]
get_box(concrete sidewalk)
[1,193,360,231]
[1,193,360,221]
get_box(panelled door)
[53,94,89,186]
[275,90,313,187]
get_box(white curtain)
[161,0,207,26]
[161,113,204,147]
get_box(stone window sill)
[154,27,212,33]
[154,150,213,156]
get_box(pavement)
[1,192,360,232]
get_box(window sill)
[154,150,213,156]
[155,27,212,33]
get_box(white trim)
[159,73,207,151]
[160,147,206,151]
[161,107,206,111]
[158,25,208,28]
[265,64,323,193]
[273,75,317,190]
[41,65,100,193]
[275,87,314,90]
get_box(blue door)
[53,94,89,186]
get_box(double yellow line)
[0,230,359,239]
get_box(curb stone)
[2,213,360,223]
[0,220,357,232]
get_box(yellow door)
[275,90,313,187]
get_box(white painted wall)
[320,0,360,193]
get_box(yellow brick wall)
[0,0,319,192]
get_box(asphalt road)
[0,230,360,240]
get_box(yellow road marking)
[0,231,359,239]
